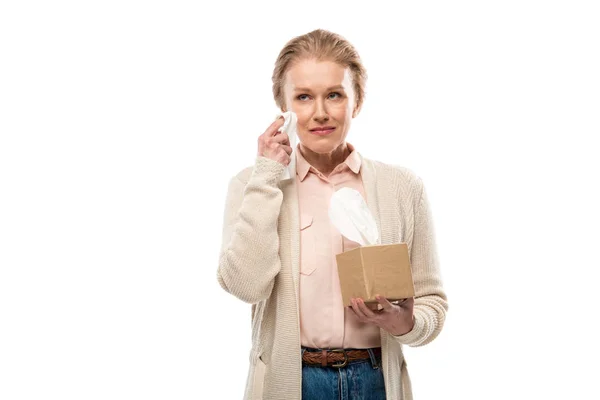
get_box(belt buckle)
[330,349,348,368]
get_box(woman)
[217,29,448,400]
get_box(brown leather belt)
[302,348,381,368]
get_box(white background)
[1,1,599,399]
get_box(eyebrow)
[293,85,345,92]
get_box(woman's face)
[283,59,357,154]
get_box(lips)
[309,126,336,136]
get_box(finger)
[271,132,290,145]
[263,117,285,138]
[347,302,360,318]
[356,298,378,320]
[279,145,292,155]
[348,304,370,323]
[268,142,292,155]
[375,295,395,311]
[350,298,368,320]
[398,297,414,307]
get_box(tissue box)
[336,243,414,309]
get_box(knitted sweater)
[217,154,448,400]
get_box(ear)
[352,104,361,118]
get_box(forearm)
[393,177,448,346]
[393,294,447,347]
[217,157,286,304]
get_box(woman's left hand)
[349,295,415,336]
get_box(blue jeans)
[301,348,386,400]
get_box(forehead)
[284,59,351,92]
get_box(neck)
[299,142,350,176]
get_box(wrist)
[393,315,415,336]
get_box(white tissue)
[328,187,380,246]
[274,111,298,180]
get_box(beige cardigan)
[217,154,448,400]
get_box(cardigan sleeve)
[392,177,448,347]
[216,156,286,304]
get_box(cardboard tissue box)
[329,187,415,310]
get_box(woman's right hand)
[257,117,293,166]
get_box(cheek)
[292,110,311,129]
[330,105,350,122]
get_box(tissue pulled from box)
[328,187,379,246]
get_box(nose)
[312,98,329,123]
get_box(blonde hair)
[272,29,367,114]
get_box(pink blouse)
[296,142,381,349]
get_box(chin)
[303,140,342,154]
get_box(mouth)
[309,126,336,136]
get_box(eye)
[297,94,310,101]
[329,92,342,99]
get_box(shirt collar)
[296,142,362,181]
